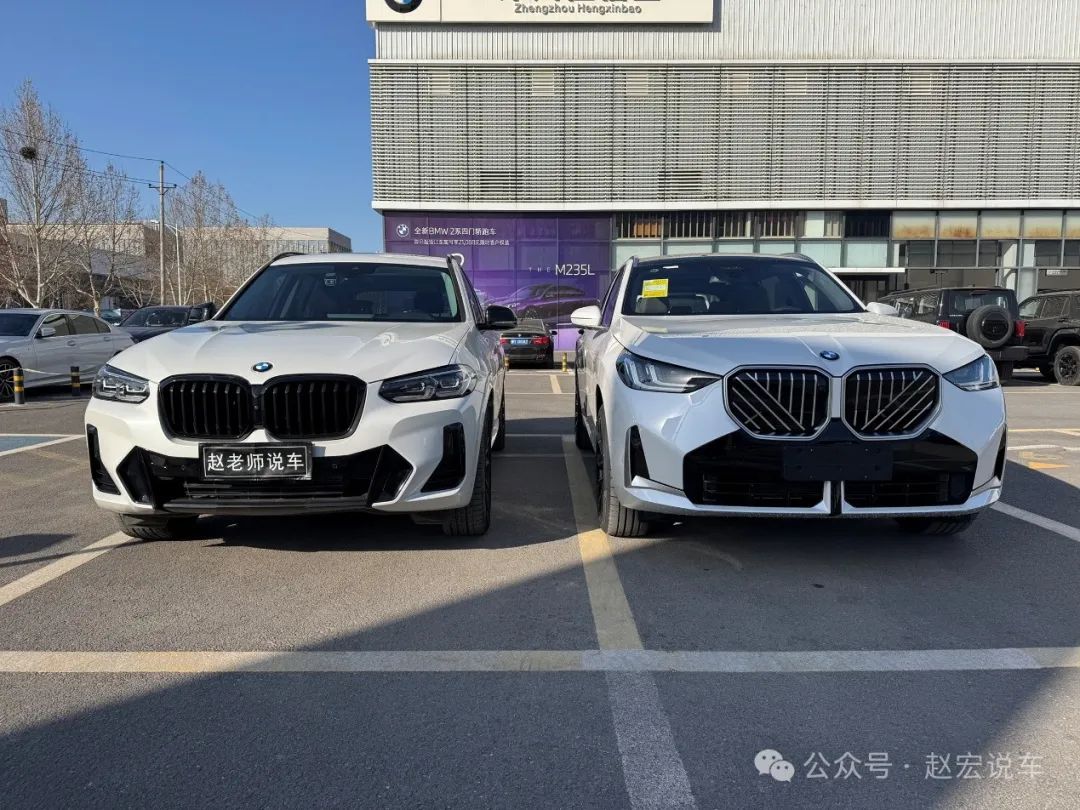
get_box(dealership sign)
[368,0,714,24]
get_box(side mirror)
[866,302,900,317]
[37,326,57,339]
[484,305,517,331]
[571,305,602,330]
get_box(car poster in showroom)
[384,214,611,349]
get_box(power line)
[0,124,161,164]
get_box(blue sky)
[0,0,381,248]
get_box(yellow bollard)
[70,366,81,397]
[504,355,510,371]
[13,367,25,405]
[561,353,568,373]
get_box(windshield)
[122,308,188,327]
[220,263,463,323]
[947,291,1015,316]
[0,313,39,337]
[621,258,861,316]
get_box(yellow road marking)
[561,437,643,651]
[1028,461,1069,470]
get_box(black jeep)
[1018,290,1080,385]
[878,287,1028,380]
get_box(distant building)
[259,227,352,256]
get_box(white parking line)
[561,436,696,810]
[2,647,1080,674]
[0,533,130,608]
[993,502,1080,544]
[549,374,562,394]
[0,435,82,458]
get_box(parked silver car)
[0,309,135,401]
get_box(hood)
[613,313,985,376]
[109,320,470,383]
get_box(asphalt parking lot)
[2,371,1080,809]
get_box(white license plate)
[201,444,312,480]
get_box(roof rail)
[266,251,304,265]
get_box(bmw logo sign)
[252,362,273,373]
[396,223,411,237]
[819,351,840,362]
[385,0,423,12]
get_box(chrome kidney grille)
[844,368,939,438]
[726,369,831,438]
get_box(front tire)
[0,358,18,402]
[1054,345,1080,386]
[596,412,649,538]
[574,384,592,451]
[443,410,493,537]
[896,513,979,536]
[492,394,507,452]
[116,514,198,541]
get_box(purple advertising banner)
[383,214,613,350]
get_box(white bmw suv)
[573,254,1007,538]
[85,253,513,540]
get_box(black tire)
[492,393,507,452]
[574,382,592,451]
[443,409,492,537]
[547,351,556,370]
[0,358,16,403]
[896,513,979,536]
[596,412,650,538]
[1039,364,1057,382]
[1054,345,1080,386]
[997,361,1014,382]
[965,305,1013,349]
[116,514,198,541]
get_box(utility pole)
[149,161,176,304]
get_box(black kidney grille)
[726,369,830,438]
[160,378,253,440]
[263,378,363,439]
[159,376,363,440]
[844,368,939,437]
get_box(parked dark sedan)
[500,318,555,368]
[120,303,216,343]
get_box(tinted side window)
[95,318,112,333]
[601,270,624,327]
[1019,298,1041,319]
[72,315,101,335]
[42,314,73,336]
[1041,297,1067,319]
[915,294,938,316]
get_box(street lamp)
[148,219,183,304]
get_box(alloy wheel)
[0,363,15,401]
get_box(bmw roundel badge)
[385,0,424,13]
[819,351,840,361]
[253,362,273,373]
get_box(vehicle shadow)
[0,533,74,561]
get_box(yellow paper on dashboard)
[642,279,669,298]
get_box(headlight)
[93,365,150,403]
[379,364,478,403]
[945,355,1000,392]
[615,351,720,394]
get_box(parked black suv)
[878,287,1027,379]
[1018,290,1080,385]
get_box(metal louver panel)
[371,64,1080,209]
[726,369,830,439]
[844,368,940,438]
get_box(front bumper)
[85,386,486,517]
[606,375,1007,519]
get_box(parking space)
[1,370,1079,807]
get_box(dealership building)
[367,0,1080,335]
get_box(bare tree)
[69,164,146,313]
[168,172,267,305]
[0,80,82,307]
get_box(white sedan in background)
[573,254,1007,538]
[0,309,133,401]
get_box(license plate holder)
[200,444,313,481]
[783,445,893,482]
[511,338,531,346]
